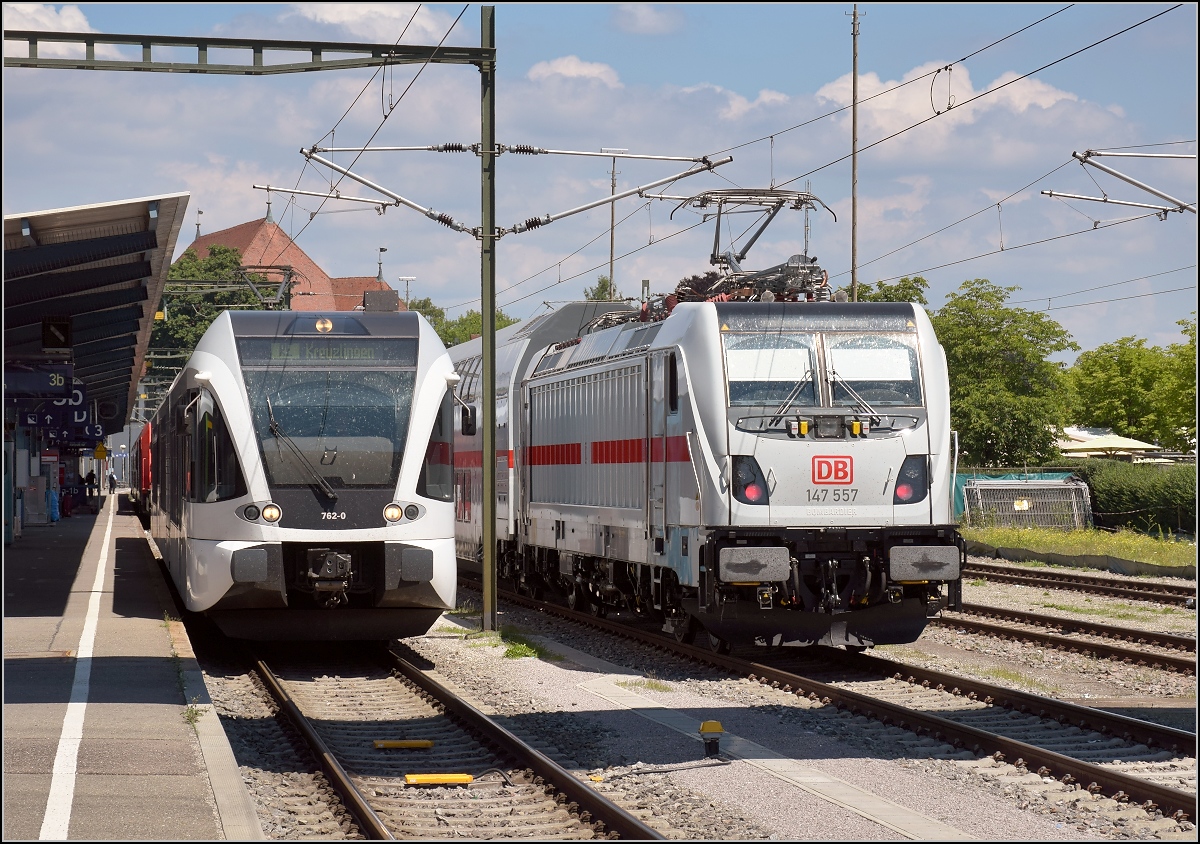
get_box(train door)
[648,353,667,556]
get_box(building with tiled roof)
[179,216,402,312]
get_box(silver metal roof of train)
[4,192,190,434]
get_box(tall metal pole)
[480,5,498,631]
[609,156,616,299]
[851,5,859,302]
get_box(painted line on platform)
[39,497,115,840]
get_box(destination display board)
[236,337,418,367]
[4,364,73,399]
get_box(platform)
[3,491,262,840]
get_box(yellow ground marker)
[405,773,474,785]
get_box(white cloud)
[613,4,684,36]
[527,56,623,89]
[2,3,124,58]
[678,83,789,120]
[286,3,460,43]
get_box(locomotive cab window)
[189,390,247,502]
[417,388,455,501]
[722,331,818,407]
[668,353,679,414]
[825,333,922,407]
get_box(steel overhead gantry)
[5,10,506,630]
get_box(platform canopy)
[4,192,189,434]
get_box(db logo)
[812,455,853,485]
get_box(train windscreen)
[825,333,923,407]
[722,332,818,407]
[237,337,418,489]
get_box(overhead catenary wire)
[1008,265,1196,305]
[263,5,468,267]
[868,211,1162,285]
[772,4,1184,191]
[706,4,1076,158]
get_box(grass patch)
[182,696,207,727]
[617,677,673,693]
[464,627,561,660]
[977,666,1054,693]
[961,525,1196,569]
[1037,601,1187,623]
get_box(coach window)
[668,353,679,414]
[190,391,247,502]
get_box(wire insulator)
[438,142,466,152]
[435,213,457,228]
[510,144,541,155]
[522,217,544,230]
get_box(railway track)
[962,560,1196,606]
[935,603,1196,675]
[254,646,664,840]
[468,578,1197,825]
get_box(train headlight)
[404,504,420,520]
[262,503,282,522]
[244,504,261,521]
[384,503,404,522]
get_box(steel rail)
[962,561,1196,605]
[255,658,394,840]
[473,578,1197,822]
[387,648,666,840]
[955,603,1196,652]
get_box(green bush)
[1067,459,1196,535]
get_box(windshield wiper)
[266,397,339,501]
[826,368,881,425]
[769,370,813,426]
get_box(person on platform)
[85,469,97,501]
[108,470,117,495]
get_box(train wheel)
[671,615,698,645]
[589,598,608,619]
[706,632,731,655]
[566,586,585,612]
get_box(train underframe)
[492,525,964,651]
[204,539,451,641]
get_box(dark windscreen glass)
[241,368,416,488]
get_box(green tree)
[406,296,447,335]
[844,275,930,305]
[584,274,622,301]
[431,308,520,347]
[151,246,261,353]
[930,278,1078,467]
[1066,337,1171,446]
[1162,314,1197,452]
[1065,314,1196,453]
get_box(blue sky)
[3,3,1196,360]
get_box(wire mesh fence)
[961,479,1093,530]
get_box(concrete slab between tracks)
[2,492,263,841]
[530,636,974,841]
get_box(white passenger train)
[450,189,963,650]
[138,306,459,640]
